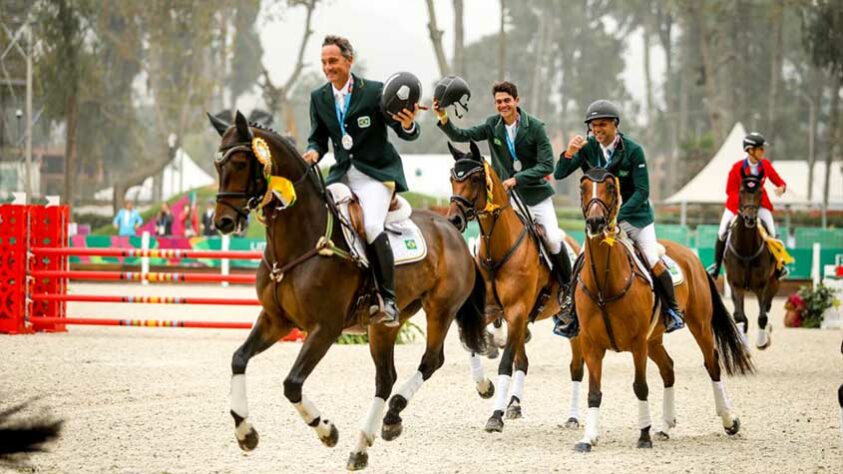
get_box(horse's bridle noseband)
[580,169,619,230]
[449,159,487,223]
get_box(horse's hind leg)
[469,352,495,399]
[283,324,343,448]
[382,304,453,442]
[348,323,401,471]
[631,341,653,449]
[689,319,741,435]
[230,310,295,452]
[565,337,585,429]
[730,286,750,349]
[755,280,777,350]
[647,337,676,440]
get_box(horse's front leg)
[347,323,400,471]
[565,337,585,429]
[505,317,530,420]
[755,279,777,350]
[632,341,653,449]
[485,305,527,433]
[575,341,606,452]
[730,285,750,349]
[230,310,294,452]
[283,324,342,449]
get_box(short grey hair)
[323,35,354,60]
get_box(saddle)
[326,183,427,267]
[615,229,685,287]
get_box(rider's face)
[747,146,765,162]
[589,118,617,146]
[321,45,353,87]
[494,92,519,123]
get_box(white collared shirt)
[600,134,620,165]
[332,76,353,109]
[745,155,761,175]
[505,115,519,143]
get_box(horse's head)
[580,167,621,238]
[447,141,487,232]
[738,175,762,228]
[208,110,307,234]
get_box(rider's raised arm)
[515,122,554,185]
[388,116,420,142]
[437,116,492,143]
[763,159,786,189]
[553,146,585,180]
[620,146,650,212]
[305,91,329,160]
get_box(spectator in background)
[155,202,174,236]
[181,203,199,237]
[201,199,217,236]
[113,200,142,236]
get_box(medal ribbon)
[334,77,354,137]
[504,119,519,170]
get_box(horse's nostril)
[216,217,235,234]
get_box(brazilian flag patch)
[404,239,417,250]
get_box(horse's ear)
[234,110,252,140]
[447,142,461,160]
[207,112,229,137]
[469,141,481,161]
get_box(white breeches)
[619,221,660,268]
[345,165,393,244]
[717,208,776,241]
[511,195,566,254]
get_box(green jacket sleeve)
[437,118,491,143]
[621,147,650,212]
[389,120,420,141]
[515,123,554,185]
[554,149,584,179]
[306,93,329,158]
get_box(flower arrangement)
[785,283,841,328]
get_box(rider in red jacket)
[707,132,787,279]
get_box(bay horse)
[723,174,779,349]
[573,167,753,452]
[446,141,585,432]
[209,111,487,471]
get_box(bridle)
[580,169,620,233]
[448,158,487,224]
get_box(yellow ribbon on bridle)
[482,161,500,213]
[600,176,622,246]
[252,137,297,225]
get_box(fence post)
[221,234,230,287]
[811,242,821,287]
[141,231,150,286]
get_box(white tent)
[665,123,843,209]
[94,149,215,202]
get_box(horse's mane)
[248,121,302,161]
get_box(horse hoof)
[637,439,653,449]
[484,413,504,433]
[524,327,532,344]
[320,423,339,447]
[564,417,580,429]
[574,442,592,453]
[381,422,403,441]
[505,402,522,420]
[346,451,368,471]
[477,380,495,399]
[725,417,741,436]
[655,431,670,440]
[235,425,260,452]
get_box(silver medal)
[342,134,353,150]
[513,160,522,172]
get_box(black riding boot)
[366,233,400,327]
[550,246,573,302]
[654,267,685,333]
[707,237,726,280]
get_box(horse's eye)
[234,160,247,171]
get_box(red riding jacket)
[725,158,786,213]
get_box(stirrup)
[370,295,400,328]
[706,263,720,279]
[663,308,685,333]
[552,314,579,339]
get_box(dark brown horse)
[446,141,585,432]
[209,111,487,471]
[573,167,753,452]
[723,174,779,349]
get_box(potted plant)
[788,283,841,328]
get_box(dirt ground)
[4,283,842,473]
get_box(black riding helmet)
[380,71,422,119]
[434,75,471,118]
[743,132,766,150]
[584,99,621,125]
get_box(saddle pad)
[326,183,427,267]
[617,233,683,287]
[661,254,685,286]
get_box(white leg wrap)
[230,374,248,418]
[839,405,843,442]
[662,386,676,431]
[569,381,581,419]
[711,381,734,426]
[355,397,386,451]
[396,371,425,401]
[638,399,652,430]
[492,374,512,412]
[294,396,321,425]
[511,370,526,402]
[580,407,600,445]
[469,354,485,383]
[736,322,750,349]
[234,418,254,441]
[756,325,770,347]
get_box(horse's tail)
[456,263,487,354]
[707,273,755,376]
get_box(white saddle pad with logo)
[326,183,427,267]
[617,233,685,287]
